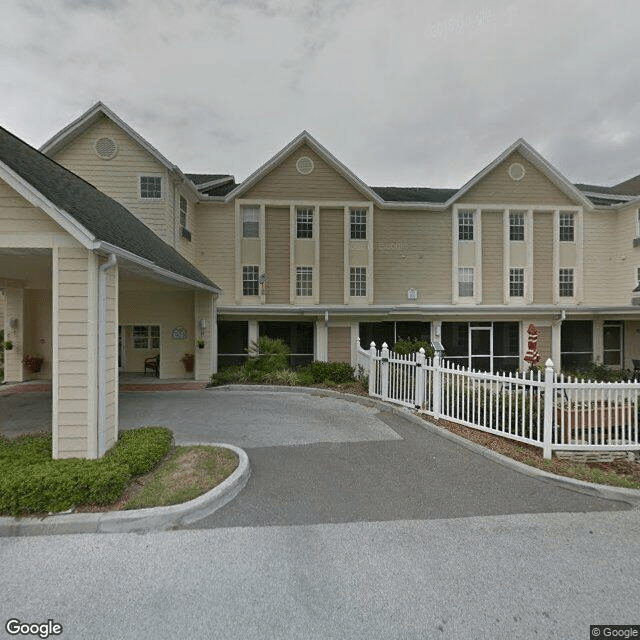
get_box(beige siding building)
[2,101,640,459]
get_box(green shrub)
[244,337,290,376]
[301,361,355,384]
[261,369,300,386]
[209,365,250,386]
[0,459,131,516]
[0,427,172,515]
[104,427,173,476]
[561,361,630,382]
[393,338,434,358]
[297,370,315,386]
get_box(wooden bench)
[144,354,160,377]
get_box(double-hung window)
[458,211,474,241]
[350,267,367,296]
[509,268,525,297]
[458,267,474,297]
[242,206,259,238]
[242,266,259,296]
[559,268,574,297]
[296,266,313,296]
[140,176,162,199]
[509,212,525,241]
[132,325,160,349]
[179,195,188,228]
[559,212,575,242]
[350,209,367,239]
[296,208,313,239]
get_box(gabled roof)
[0,125,220,293]
[225,130,383,204]
[40,101,177,171]
[447,138,593,209]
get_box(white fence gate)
[357,339,640,459]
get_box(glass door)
[603,322,623,367]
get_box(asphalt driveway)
[1,386,629,527]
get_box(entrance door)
[470,324,491,372]
[603,322,623,367]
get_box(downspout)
[98,254,117,458]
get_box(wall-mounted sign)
[407,288,418,300]
[171,327,187,340]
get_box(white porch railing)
[357,338,640,459]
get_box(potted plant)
[196,339,205,349]
[181,353,194,372]
[22,354,43,373]
[2,340,13,351]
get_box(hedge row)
[0,427,173,516]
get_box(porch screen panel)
[218,321,248,368]
[258,321,314,367]
[561,320,593,369]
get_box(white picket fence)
[357,339,640,459]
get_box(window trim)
[559,211,575,242]
[138,174,164,200]
[509,212,525,242]
[559,268,574,297]
[132,325,160,350]
[458,267,474,298]
[458,210,474,241]
[509,267,525,298]
[242,265,259,296]
[350,208,367,240]
[242,206,260,239]
[179,194,188,229]
[295,266,313,297]
[296,207,314,239]
[349,266,367,297]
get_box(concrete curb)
[0,444,250,537]
[209,385,640,508]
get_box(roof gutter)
[92,241,222,294]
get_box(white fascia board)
[580,191,634,202]
[40,101,176,173]
[225,131,383,205]
[93,241,221,294]
[0,159,95,248]
[445,138,592,209]
[614,195,640,209]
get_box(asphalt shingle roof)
[185,173,232,186]
[0,126,219,291]
[370,186,458,203]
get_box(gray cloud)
[2,0,638,187]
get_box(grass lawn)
[0,430,238,516]
[78,445,238,512]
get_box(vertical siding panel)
[264,208,290,303]
[533,212,553,303]
[319,208,344,303]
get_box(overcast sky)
[1,0,639,189]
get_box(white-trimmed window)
[296,266,313,296]
[559,268,574,297]
[296,208,313,239]
[242,206,259,238]
[458,267,474,297]
[242,266,259,296]
[350,267,367,296]
[132,325,160,349]
[636,210,640,237]
[509,268,524,297]
[140,175,162,199]
[509,212,525,241]
[179,195,188,227]
[458,211,474,241]
[350,209,367,239]
[559,212,575,242]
